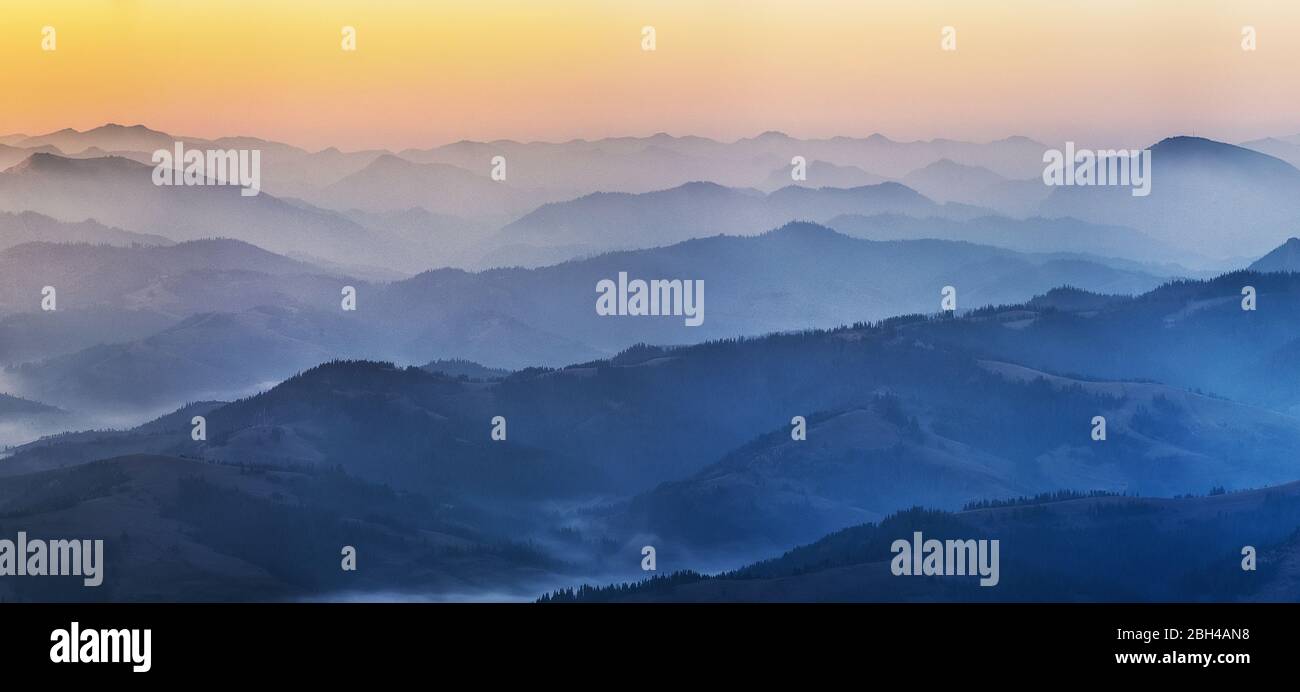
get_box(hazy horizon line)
[7,122,1297,156]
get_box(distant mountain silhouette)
[1241,136,1300,169]
[6,123,1300,603]
[1041,136,1300,258]
[903,158,1004,188]
[5,306,358,410]
[0,238,354,384]
[385,221,1167,366]
[0,125,1138,273]
[897,158,1043,214]
[0,210,170,251]
[399,130,1050,192]
[15,269,1300,499]
[341,206,493,268]
[0,238,334,313]
[825,213,1204,269]
[10,124,177,155]
[311,154,566,219]
[0,143,64,171]
[3,124,1051,211]
[492,181,991,264]
[0,223,1171,411]
[1250,238,1300,273]
[0,392,63,416]
[760,160,887,191]
[0,153,434,272]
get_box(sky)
[1,0,1298,151]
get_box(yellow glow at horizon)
[1,0,1297,150]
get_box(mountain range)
[9,261,1300,595]
[1041,137,1300,259]
[6,126,1300,270]
[0,224,1177,413]
[549,485,1300,602]
[7,259,1300,600]
[6,122,1300,602]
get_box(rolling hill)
[550,484,1300,602]
[0,153,429,272]
[0,223,1169,413]
[1040,137,1300,259]
[0,211,171,252]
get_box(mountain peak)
[1148,135,1300,180]
[1151,135,1229,152]
[95,123,147,131]
[662,180,741,198]
[761,220,846,242]
[351,153,431,176]
[8,151,143,174]
[1249,237,1300,273]
[921,158,988,173]
[9,151,73,172]
[369,152,410,165]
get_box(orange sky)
[1,0,1297,150]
